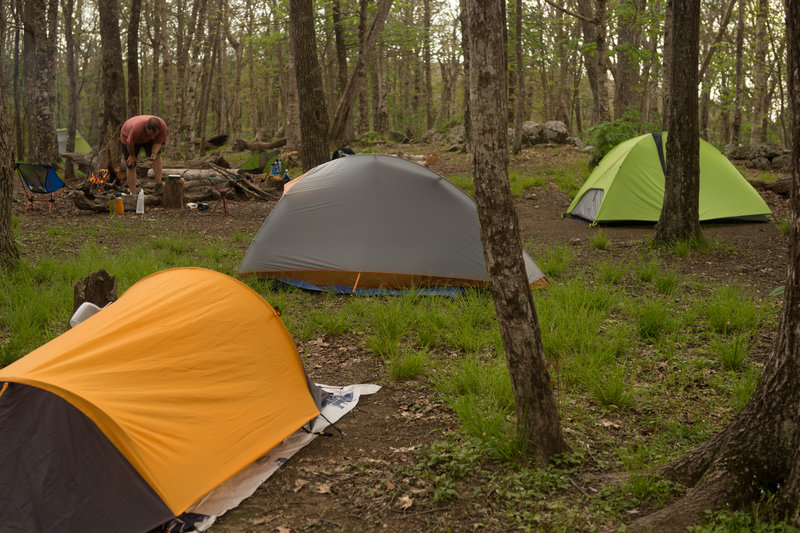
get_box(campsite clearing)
[7,144,792,531]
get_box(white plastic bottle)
[136,189,145,214]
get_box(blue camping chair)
[15,162,67,213]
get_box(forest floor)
[10,143,792,532]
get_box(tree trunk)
[459,0,471,150]
[423,0,433,130]
[23,0,59,166]
[512,0,525,154]
[0,94,20,268]
[730,0,745,145]
[62,0,78,182]
[654,0,701,244]
[661,0,672,127]
[577,0,610,125]
[12,0,24,159]
[466,0,568,466]
[98,0,126,170]
[225,2,243,140]
[127,0,141,117]
[289,0,330,171]
[750,0,769,144]
[329,0,393,145]
[357,0,370,133]
[614,0,642,119]
[285,25,301,153]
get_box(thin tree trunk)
[0,96,19,268]
[661,0,673,127]
[328,0,393,145]
[512,0,525,154]
[127,0,141,117]
[357,0,370,133]
[423,0,433,130]
[750,0,769,144]
[12,0,23,159]
[459,0,471,150]
[730,0,745,145]
[614,0,642,119]
[62,0,77,181]
[285,26,301,152]
[23,0,60,165]
[654,0,701,243]
[466,0,568,465]
[289,0,330,170]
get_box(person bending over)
[120,115,167,195]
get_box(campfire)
[89,167,120,190]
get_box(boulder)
[387,130,410,144]
[448,125,466,145]
[422,129,445,144]
[543,121,570,144]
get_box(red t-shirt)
[120,115,167,145]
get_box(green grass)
[2,167,786,532]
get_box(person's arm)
[123,133,137,168]
[150,143,162,159]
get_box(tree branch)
[541,0,594,24]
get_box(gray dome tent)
[238,154,546,294]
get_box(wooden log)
[748,177,791,198]
[163,176,185,209]
[149,168,230,180]
[231,137,287,152]
[69,189,160,213]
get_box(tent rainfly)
[238,154,547,294]
[56,128,92,154]
[0,267,325,533]
[567,132,772,223]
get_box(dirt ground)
[10,145,792,532]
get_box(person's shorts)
[121,141,163,167]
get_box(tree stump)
[72,269,117,316]
[164,175,185,209]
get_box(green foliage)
[776,218,790,236]
[695,284,762,334]
[536,243,574,279]
[584,110,659,167]
[712,334,751,371]
[388,348,429,381]
[633,298,678,341]
[690,508,800,533]
[591,229,610,250]
[595,260,626,285]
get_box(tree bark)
[423,0,433,130]
[730,0,745,145]
[289,0,330,171]
[98,0,126,170]
[750,0,770,144]
[654,0,701,244]
[628,3,800,528]
[22,0,59,166]
[0,81,20,268]
[614,0,643,119]
[512,0,525,154]
[62,0,78,182]
[328,0,393,146]
[459,0,471,150]
[466,0,568,465]
[127,0,141,117]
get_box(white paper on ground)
[184,383,380,531]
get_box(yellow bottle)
[115,196,124,214]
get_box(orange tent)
[0,268,322,532]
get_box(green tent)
[239,149,279,174]
[57,128,92,154]
[567,132,771,223]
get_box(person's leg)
[122,142,138,194]
[153,153,163,186]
